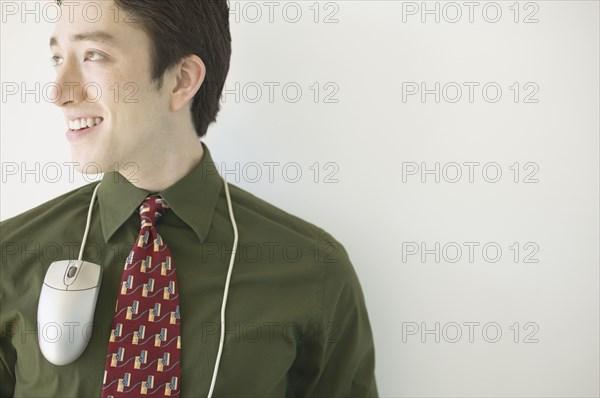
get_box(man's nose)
[51,60,88,107]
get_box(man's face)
[50,0,171,174]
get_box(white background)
[1,1,599,396]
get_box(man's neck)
[123,138,205,193]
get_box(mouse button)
[63,260,82,286]
[43,260,70,289]
[69,261,102,290]
[67,266,77,278]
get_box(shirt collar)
[97,141,222,244]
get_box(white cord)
[207,176,239,398]
[78,182,102,261]
[80,177,236,396]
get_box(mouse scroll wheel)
[67,266,77,278]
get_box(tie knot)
[139,196,170,227]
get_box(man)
[0,1,378,396]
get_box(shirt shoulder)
[0,181,99,244]
[225,183,352,268]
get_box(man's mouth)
[69,117,104,131]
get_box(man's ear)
[170,54,206,112]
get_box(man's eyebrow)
[49,31,117,48]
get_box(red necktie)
[102,196,181,397]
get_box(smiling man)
[48,2,209,192]
[0,1,378,397]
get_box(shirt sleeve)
[0,330,16,398]
[288,231,379,397]
[1,221,16,398]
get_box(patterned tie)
[102,196,181,397]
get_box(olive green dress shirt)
[0,142,378,398]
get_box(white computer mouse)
[37,259,102,366]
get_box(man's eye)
[50,55,63,67]
[85,51,105,61]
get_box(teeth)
[69,117,103,131]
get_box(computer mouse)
[37,259,102,366]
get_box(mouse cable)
[79,182,102,261]
[78,177,239,398]
[208,176,239,397]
